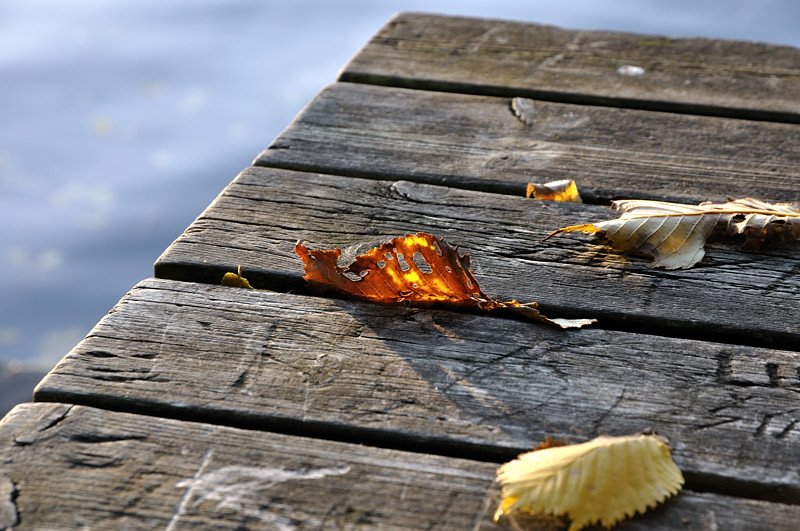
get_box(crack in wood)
[591,389,626,434]
[775,418,799,440]
[68,431,148,444]
[754,410,800,439]
[80,350,119,359]
[766,363,781,387]
[13,405,74,447]
[715,351,733,384]
[0,475,19,529]
[755,413,777,437]
[65,451,125,469]
[231,370,249,389]
[37,405,73,433]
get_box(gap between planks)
[5,402,800,529]
[33,278,800,504]
[154,166,800,351]
[253,82,800,205]
[339,12,800,124]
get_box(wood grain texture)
[154,166,800,347]
[4,403,799,530]
[340,13,800,122]
[0,403,497,530]
[34,279,800,501]
[255,82,800,204]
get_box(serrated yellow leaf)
[495,433,684,531]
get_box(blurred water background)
[2,0,799,416]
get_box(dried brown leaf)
[547,197,800,269]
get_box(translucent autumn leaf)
[526,179,583,203]
[547,197,800,269]
[295,233,595,329]
[495,432,684,531]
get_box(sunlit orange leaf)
[526,179,583,203]
[495,432,684,530]
[221,265,254,289]
[295,233,595,329]
[532,436,565,451]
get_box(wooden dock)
[2,13,799,529]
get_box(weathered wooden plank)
[255,82,800,204]
[0,403,495,529]
[3,403,798,530]
[34,279,800,501]
[340,13,800,122]
[154,166,800,347]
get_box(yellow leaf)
[526,179,583,203]
[495,432,684,531]
[221,265,254,289]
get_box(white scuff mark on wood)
[173,462,351,529]
[412,313,465,344]
[466,25,508,53]
[471,482,497,531]
[617,64,646,76]
[301,375,311,422]
[166,448,215,531]
[541,32,582,67]
[345,455,493,483]
[702,509,719,531]
[0,475,19,529]
[157,312,181,360]
[438,364,509,416]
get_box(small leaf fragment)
[526,179,583,203]
[495,432,684,531]
[295,233,595,329]
[532,436,565,451]
[502,300,597,329]
[222,265,254,289]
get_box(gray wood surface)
[0,403,496,530]
[254,82,800,204]
[340,13,800,122]
[3,404,798,531]
[154,166,800,347]
[34,279,800,502]
[4,403,798,530]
